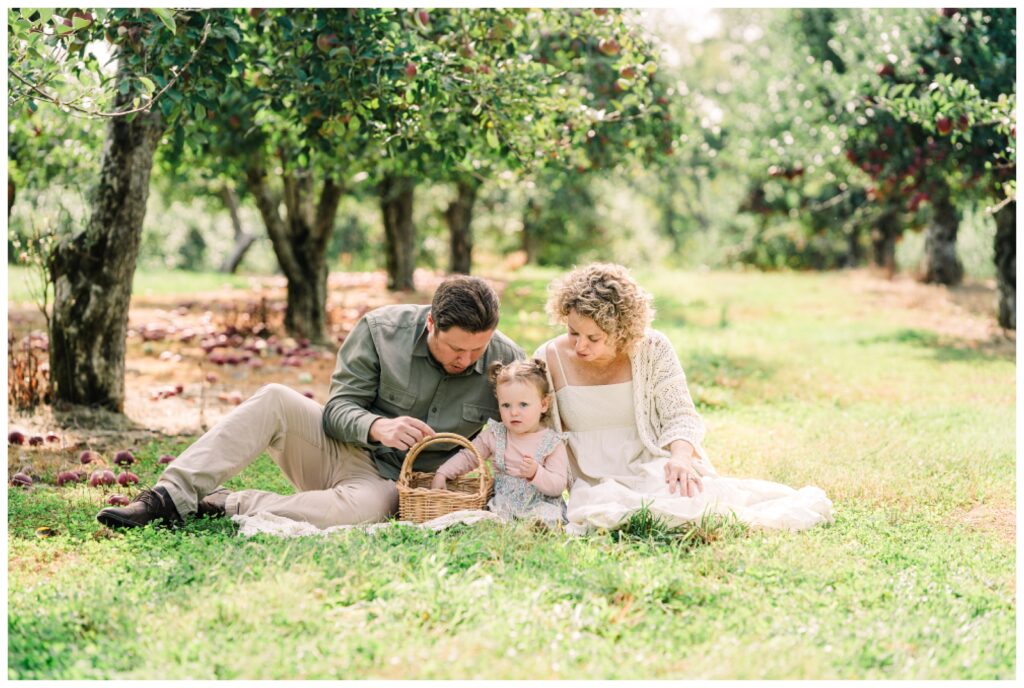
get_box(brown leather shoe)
[197,488,232,518]
[96,486,182,528]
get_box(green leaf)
[138,76,156,94]
[35,8,52,25]
[349,116,361,133]
[151,8,176,32]
[194,103,206,121]
[486,128,500,149]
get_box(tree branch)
[8,16,211,119]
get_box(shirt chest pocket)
[379,383,416,413]
[462,402,495,426]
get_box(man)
[96,275,524,529]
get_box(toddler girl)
[432,358,568,526]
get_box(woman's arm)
[648,333,708,461]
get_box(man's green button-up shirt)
[322,304,524,480]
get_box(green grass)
[8,267,1015,679]
[7,265,253,305]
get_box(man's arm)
[322,317,383,447]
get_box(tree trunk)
[845,226,864,268]
[380,175,416,291]
[522,196,540,264]
[921,181,963,285]
[870,208,899,278]
[218,185,257,274]
[446,179,478,274]
[8,176,14,217]
[994,200,1015,330]
[48,85,165,411]
[247,164,342,343]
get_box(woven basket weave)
[396,432,493,523]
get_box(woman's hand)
[664,457,704,497]
[430,474,447,491]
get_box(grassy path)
[8,268,1014,679]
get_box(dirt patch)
[843,269,1015,357]
[957,503,1016,545]
[8,270,510,450]
[8,548,83,580]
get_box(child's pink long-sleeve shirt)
[434,424,568,497]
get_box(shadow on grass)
[861,328,1014,363]
[654,294,726,330]
[684,350,776,389]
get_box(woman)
[534,263,833,534]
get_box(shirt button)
[431,407,437,413]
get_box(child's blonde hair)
[487,358,552,421]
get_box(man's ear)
[426,311,434,334]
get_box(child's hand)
[518,454,539,480]
[431,474,447,491]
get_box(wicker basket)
[396,432,493,523]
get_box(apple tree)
[864,8,1016,324]
[8,8,243,411]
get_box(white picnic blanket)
[231,509,506,537]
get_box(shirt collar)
[413,324,430,358]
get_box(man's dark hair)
[431,276,500,333]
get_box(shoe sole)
[96,510,180,529]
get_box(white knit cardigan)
[534,329,716,479]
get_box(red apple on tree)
[404,62,418,79]
[598,38,620,56]
[936,116,953,135]
[317,33,339,53]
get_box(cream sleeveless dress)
[552,348,833,534]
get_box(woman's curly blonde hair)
[545,263,655,351]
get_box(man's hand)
[369,416,435,450]
[430,474,448,491]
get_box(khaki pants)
[158,383,398,529]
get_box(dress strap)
[551,341,570,387]
[490,419,508,472]
[534,428,568,463]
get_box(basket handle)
[397,432,489,494]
